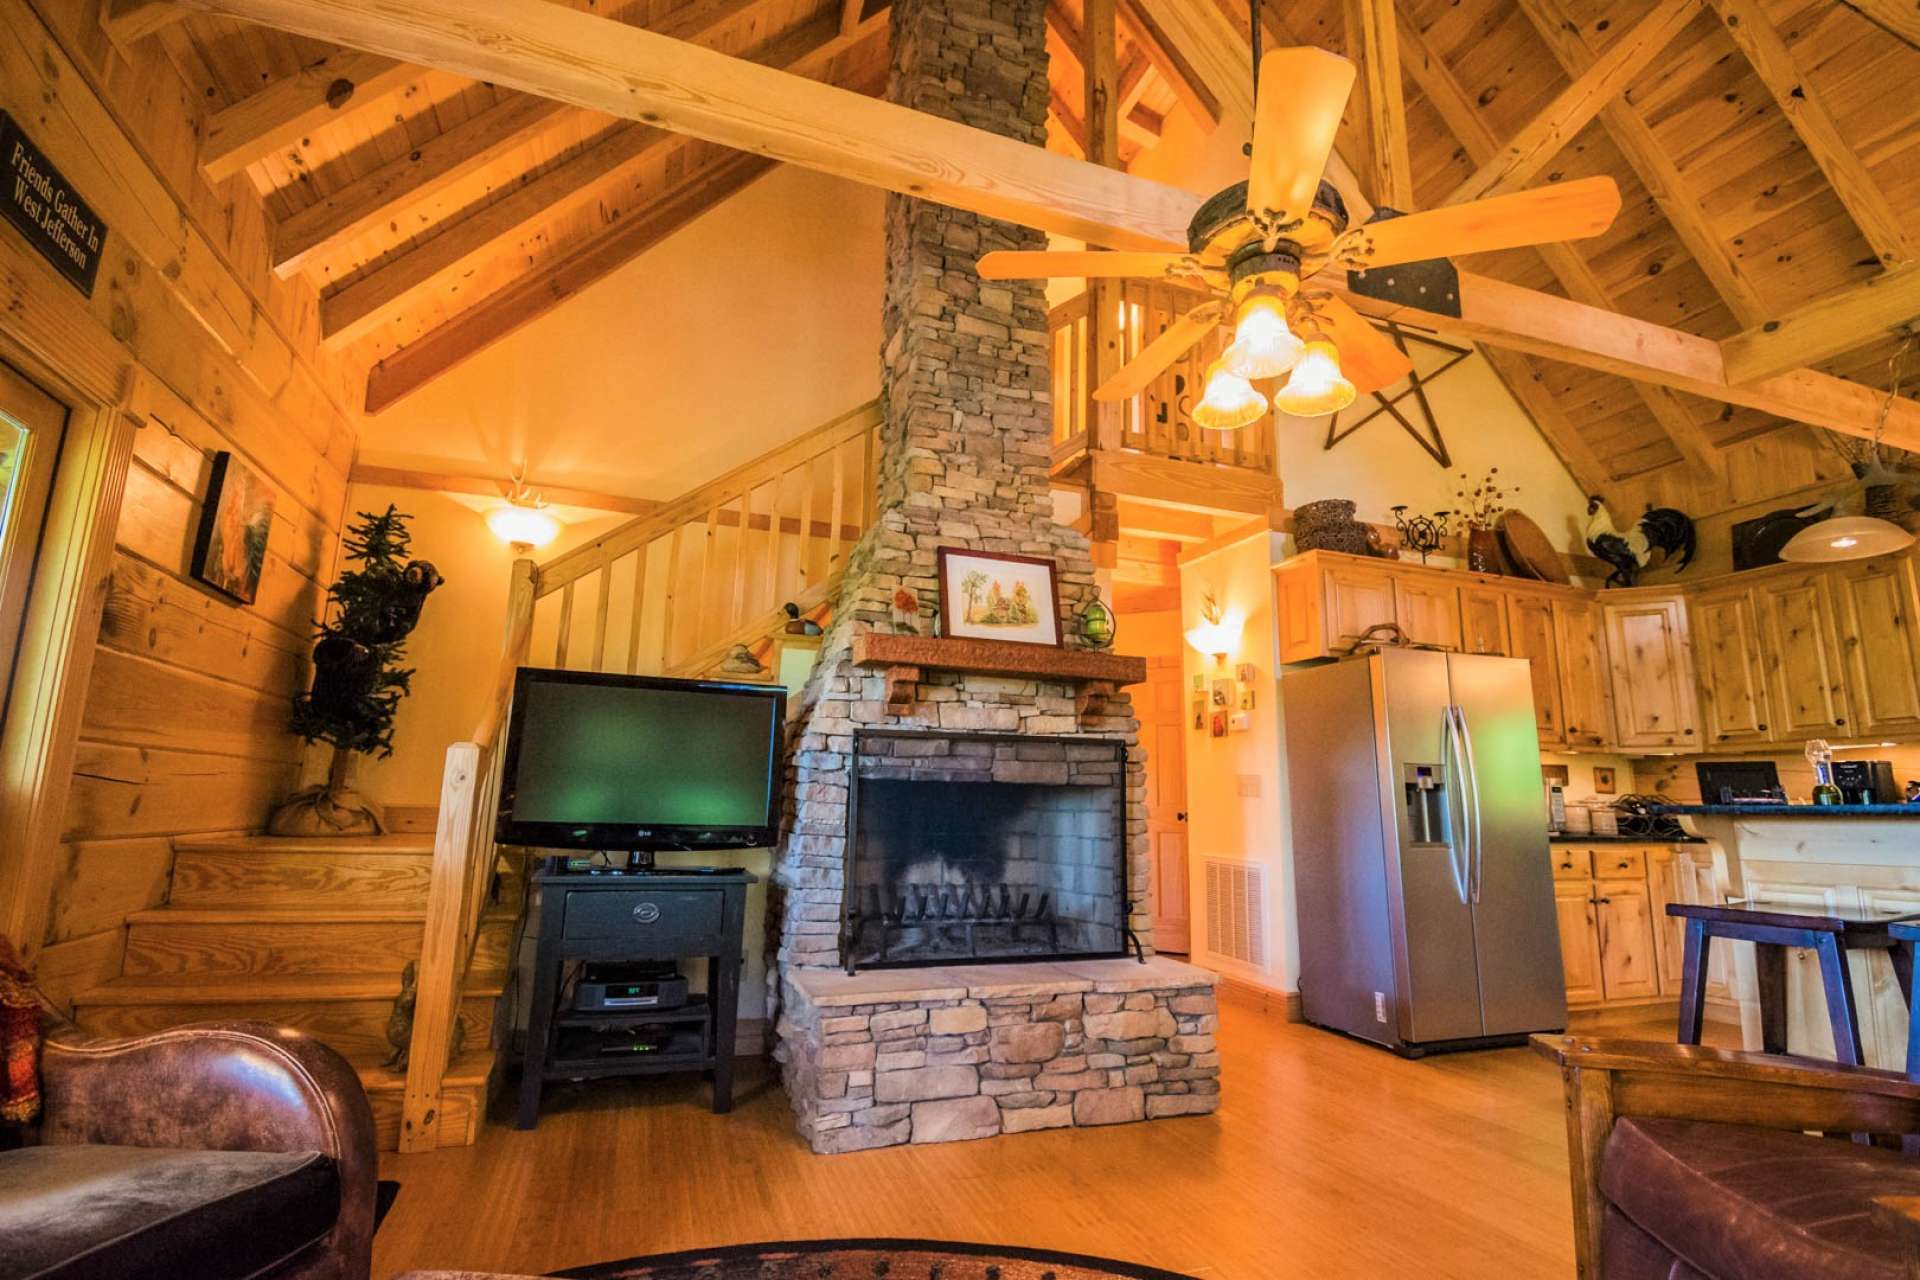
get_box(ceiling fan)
[978,47,1622,429]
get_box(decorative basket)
[1293,499,1372,555]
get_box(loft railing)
[400,403,882,1147]
[1050,285,1275,475]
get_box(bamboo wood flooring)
[371,994,1718,1279]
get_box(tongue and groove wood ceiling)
[119,0,1920,503]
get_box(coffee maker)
[1830,759,1899,805]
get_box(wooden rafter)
[1510,0,1768,328]
[1704,0,1913,269]
[100,0,187,47]
[1395,12,1725,481]
[1841,0,1920,50]
[364,151,776,413]
[1722,264,1920,386]
[1441,0,1696,207]
[273,0,778,280]
[1043,3,1166,155]
[1342,0,1412,210]
[320,11,887,347]
[1114,0,1219,130]
[200,48,419,182]
[175,0,1920,447]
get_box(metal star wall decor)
[1323,322,1472,467]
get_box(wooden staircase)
[71,835,517,1150]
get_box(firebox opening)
[843,730,1130,971]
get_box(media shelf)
[518,867,756,1128]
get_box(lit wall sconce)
[485,477,561,553]
[1184,589,1241,665]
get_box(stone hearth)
[780,958,1221,1153]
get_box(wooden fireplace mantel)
[849,632,1147,718]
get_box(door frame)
[0,332,137,968]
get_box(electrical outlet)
[1374,992,1388,1023]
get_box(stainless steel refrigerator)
[1282,649,1566,1055]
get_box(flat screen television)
[496,668,786,853]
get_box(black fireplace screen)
[841,730,1132,971]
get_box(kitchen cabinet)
[1554,598,1615,749]
[1601,592,1699,750]
[1392,576,1463,649]
[1508,594,1566,744]
[1644,846,1688,996]
[1552,843,1688,1009]
[1323,562,1397,653]
[1827,554,1920,738]
[1754,570,1852,737]
[1460,586,1510,655]
[1689,585,1773,747]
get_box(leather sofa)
[0,1021,377,1280]
[1536,1035,1920,1280]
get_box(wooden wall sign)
[1,111,108,297]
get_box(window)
[0,361,67,720]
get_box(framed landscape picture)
[935,548,1061,647]
[191,451,274,604]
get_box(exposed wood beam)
[1395,13,1724,481]
[1841,0,1920,50]
[272,0,778,280]
[1342,0,1413,209]
[1441,0,1696,206]
[1114,0,1219,129]
[100,0,187,47]
[176,0,1199,253]
[1704,0,1913,269]
[1111,498,1218,542]
[348,463,664,515]
[200,48,419,182]
[320,11,884,347]
[1721,264,1920,385]
[184,0,1920,445]
[839,0,864,38]
[1509,0,1767,328]
[1115,51,1153,121]
[1044,4,1165,156]
[364,151,776,413]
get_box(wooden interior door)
[0,362,66,722]
[1141,655,1190,953]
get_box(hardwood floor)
[372,994,1718,1279]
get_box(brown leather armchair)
[1535,1035,1920,1280]
[1,1020,377,1280]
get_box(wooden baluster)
[554,580,575,669]
[590,566,612,672]
[695,504,720,654]
[727,493,749,636]
[626,545,648,674]
[765,470,789,611]
[862,422,878,529]
[796,457,817,588]
[658,525,683,670]
[401,741,481,1153]
[826,440,847,580]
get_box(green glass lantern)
[1077,592,1116,650]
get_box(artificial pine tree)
[270,505,444,836]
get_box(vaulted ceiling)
[115,0,1920,506]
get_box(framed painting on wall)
[935,548,1061,646]
[191,451,274,604]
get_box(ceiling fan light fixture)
[1223,289,1304,380]
[1273,340,1356,417]
[1778,515,1916,563]
[1193,359,1268,432]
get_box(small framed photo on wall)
[1592,766,1617,795]
[935,548,1061,646]
[191,451,274,604]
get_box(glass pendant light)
[1272,340,1356,417]
[1192,359,1267,431]
[1222,288,1304,380]
[1778,515,1915,563]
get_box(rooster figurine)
[1585,497,1695,587]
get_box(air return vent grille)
[1204,858,1266,967]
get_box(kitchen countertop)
[1549,832,1703,844]
[1651,803,1920,817]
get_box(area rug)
[553,1238,1199,1279]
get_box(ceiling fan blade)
[1247,49,1357,223]
[1315,297,1413,397]
[1349,177,1622,270]
[976,251,1204,283]
[1093,304,1223,402]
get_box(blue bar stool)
[1666,902,1920,1066]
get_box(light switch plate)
[1237,774,1260,798]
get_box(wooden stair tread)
[355,1047,495,1093]
[125,905,516,926]
[75,969,510,1005]
[171,834,436,856]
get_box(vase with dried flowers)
[1455,468,1517,574]
[890,587,922,635]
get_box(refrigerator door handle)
[1456,703,1485,903]
[1441,705,1471,905]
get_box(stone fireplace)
[769,0,1220,1153]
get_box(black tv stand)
[518,863,756,1128]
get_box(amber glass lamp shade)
[1193,360,1267,431]
[1222,289,1304,380]
[1272,341,1357,417]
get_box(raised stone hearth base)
[779,957,1220,1154]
